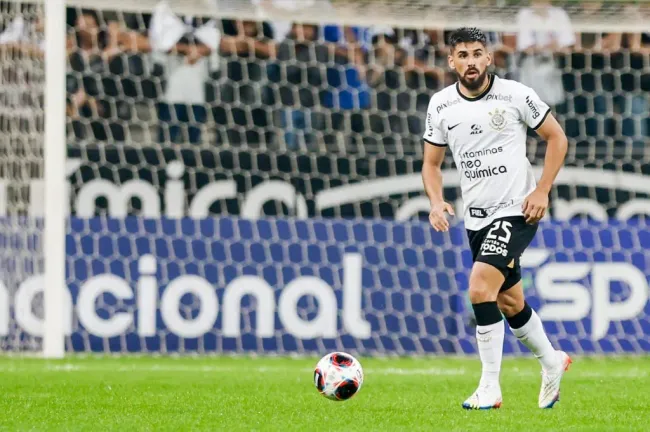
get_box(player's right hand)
[428,202,455,232]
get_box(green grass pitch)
[0,356,647,431]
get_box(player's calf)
[501,290,561,372]
[499,285,571,408]
[463,263,505,410]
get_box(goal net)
[1,0,649,356]
[0,0,46,353]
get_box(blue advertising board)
[2,217,649,355]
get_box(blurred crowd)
[0,0,648,154]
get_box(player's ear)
[486,50,493,67]
[448,53,455,70]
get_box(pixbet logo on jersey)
[436,97,461,113]
[485,93,512,103]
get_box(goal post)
[43,0,66,358]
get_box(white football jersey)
[423,74,550,231]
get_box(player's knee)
[468,265,502,303]
[469,282,495,304]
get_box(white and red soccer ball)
[313,352,364,401]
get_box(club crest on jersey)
[488,108,507,131]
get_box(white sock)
[510,309,559,371]
[476,320,505,385]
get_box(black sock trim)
[472,301,502,326]
[506,302,533,329]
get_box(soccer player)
[421,28,570,410]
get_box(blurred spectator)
[2,2,642,156]
[515,0,575,107]
[323,26,370,111]
[576,1,620,52]
[0,13,44,57]
[220,19,276,59]
[66,9,130,142]
[573,1,648,147]
[219,20,276,145]
[251,0,328,43]
[149,1,221,144]
[252,0,297,42]
[367,27,443,89]
[268,23,325,149]
[268,23,371,149]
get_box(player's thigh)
[499,259,522,292]
[497,281,525,317]
[468,261,506,303]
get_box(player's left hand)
[522,188,549,224]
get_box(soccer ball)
[313,351,364,401]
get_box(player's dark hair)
[448,27,487,52]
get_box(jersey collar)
[456,74,495,102]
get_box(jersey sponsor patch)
[469,207,487,218]
[525,95,541,120]
[470,200,518,219]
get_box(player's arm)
[422,143,455,232]
[523,113,568,224]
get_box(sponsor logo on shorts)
[480,241,508,257]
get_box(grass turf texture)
[0,356,647,431]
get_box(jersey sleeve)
[423,98,447,146]
[518,86,551,130]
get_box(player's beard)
[456,67,489,92]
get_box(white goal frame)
[43,0,66,358]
